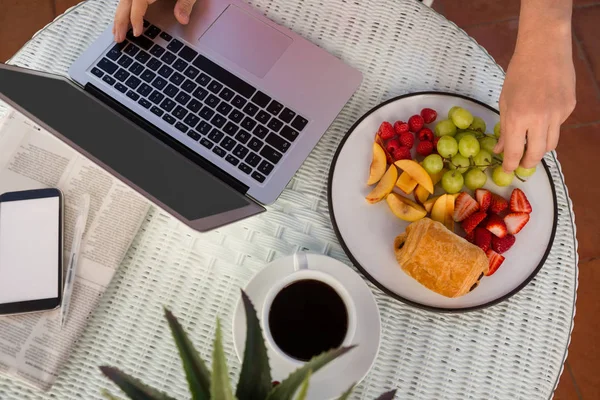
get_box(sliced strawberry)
[485,249,505,276]
[374,134,394,164]
[475,189,491,213]
[474,227,492,252]
[490,193,508,214]
[461,211,487,234]
[453,192,480,222]
[377,121,395,140]
[485,214,507,238]
[504,212,530,234]
[492,234,516,254]
[465,230,475,243]
[510,188,532,213]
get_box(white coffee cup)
[261,252,357,366]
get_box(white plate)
[232,254,381,399]
[328,92,557,312]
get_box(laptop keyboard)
[91,23,309,184]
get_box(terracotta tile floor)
[1,0,599,398]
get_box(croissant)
[394,218,489,298]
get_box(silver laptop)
[0,0,361,232]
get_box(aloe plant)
[100,291,396,400]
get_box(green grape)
[437,136,458,158]
[451,107,474,129]
[465,168,488,190]
[448,106,461,119]
[449,154,470,174]
[422,154,444,175]
[494,122,501,138]
[434,119,457,137]
[515,165,537,178]
[441,170,464,194]
[454,130,477,143]
[479,136,498,154]
[469,116,486,132]
[492,166,514,187]
[472,150,493,171]
[458,135,480,158]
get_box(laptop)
[0,0,362,232]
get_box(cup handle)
[293,252,309,271]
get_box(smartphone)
[0,188,64,315]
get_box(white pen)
[60,194,91,328]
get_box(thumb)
[174,0,197,24]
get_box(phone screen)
[0,194,61,305]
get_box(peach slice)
[367,142,387,185]
[386,193,427,222]
[444,194,456,231]
[431,194,448,224]
[396,171,418,194]
[423,196,440,213]
[414,168,447,204]
[366,164,398,204]
[394,160,434,194]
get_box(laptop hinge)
[84,83,250,195]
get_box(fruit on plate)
[377,121,396,140]
[422,154,444,175]
[451,107,474,129]
[374,134,394,164]
[454,130,476,143]
[453,192,480,222]
[431,194,455,231]
[492,234,515,254]
[464,168,487,190]
[434,119,457,137]
[399,132,415,148]
[493,122,501,138]
[469,116,486,132]
[474,227,492,252]
[366,164,398,204]
[441,169,464,194]
[418,128,434,142]
[416,141,434,157]
[462,211,487,234]
[472,149,493,171]
[479,136,497,154]
[492,166,515,187]
[393,146,412,161]
[444,193,456,231]
[490,192,508,214]
[386,193,427,222]
[396,171,418,194]
[486,213,507,238]
[367,142,387,185]
[475,189,492,213]
[485,249,505,276]
[423,196,440,213]
[408,115,425,133]
[504,212,530,234]
[510,188,532,213]
[437,136,458,158]
[449,154,470,174]
[386,137,401,154]
[448,106,461,119]
[458,135,480,158]
[394,159,434,193]
[394,120,409,135]
[515,165,537,179]
[414,167,446,204]
[421,108,438,124]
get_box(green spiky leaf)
[164,308,211,400]
[294,370,311,400]
[374,389,397,400]
[99,367,176,400]
[236,290,272,400]
[267,346,355,400]
[336,384,355,400]
[210,319,235,400]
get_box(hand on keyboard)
[113,0,199,42]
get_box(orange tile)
[55,0,83,16]
[566,259,600,399]
[556,123,600,261]
[437,0,520,28]
[574,5,600,86]
[462,19,518,71]
[0,0,56,62]
[553,365,580,400]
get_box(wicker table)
[0,0,578,399]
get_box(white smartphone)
[0,188,64,315]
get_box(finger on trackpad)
[198,5,292,78]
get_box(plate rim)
[327,91,559,313]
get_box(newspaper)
[0,111,150,391]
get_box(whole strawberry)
[408,115,424,133]
[377,121,396,140]
[399,133,415,148]
[420,108,438,124]
[394,121,410,135]
[393,146,412,161]
[416,141,434,157]
[386,137,401,154]
[474,227,492,252]
[418,128,434,142]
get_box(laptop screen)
[0,65,262,230]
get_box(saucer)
[232,254,381,399]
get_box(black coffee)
[268,279,348,361]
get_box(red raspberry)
[408,115,424,133]
[394,121,409,135]
[433,136,440,150]
[416,141,434,157]
[418,128,434,142]
[393,146,412,161]
[420,108,438,124]
[377,121,395,140]
[399,133,415,148]
[386,138,401,154]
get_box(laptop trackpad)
[198,5,292,78]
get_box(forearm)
[517,0,572,50]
